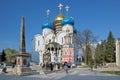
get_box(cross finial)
[46,9,50,17]
[58,3,63,12]
[65,5,70,13]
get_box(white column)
[39,51,43,65]
[116,40,120,67]
[59,50,61,63]
[39,52,41,65]
[51,51,54,62]
[71,35,73,44]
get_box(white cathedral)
[32,4,82,65]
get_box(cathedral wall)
[56,32,66,45]
[34,34,44,52]
[62,48,74,63]
[42,28,54,37]
[45,33,54,44]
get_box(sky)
[0,0,120,53]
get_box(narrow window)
[62,37,63,43]
[38,40,40,46]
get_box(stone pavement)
[0,68,120,80]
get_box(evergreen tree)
[99,41,106,64]
[85,45,93,67]
[105,31,115,62]
[1,50,6,62]
[95,43,101,64]
[95,40,106,65]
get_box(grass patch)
[101,71,120,76]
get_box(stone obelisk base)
[15,67,32,76]
[39,68,45,75]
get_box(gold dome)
[54,13,64,21]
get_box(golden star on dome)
[66,27,70,33]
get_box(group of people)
[49,62,60,71]
[49,62,69,73]
[1,62,7,73]
[1,61,69,74]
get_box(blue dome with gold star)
[42,19,54,29]
[61,15,74,26]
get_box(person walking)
[50,63,53,71]
[64,62,68,73]
[2,62,7,73]
[58,63,60,71]
[55,63,58,72]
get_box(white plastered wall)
[56,31,66,45]
[62,24,73,33]
[34,34,45,64]
[116,39,120,67]
[45,33,54,44]
[42,28,54,37]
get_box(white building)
[32,4,81,65]
[116,38,120,67]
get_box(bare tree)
[75,29,97,64]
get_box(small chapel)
[33,3,82,65]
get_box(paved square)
[0,68,120,80]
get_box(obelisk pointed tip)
[22,16,24,20]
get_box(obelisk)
[19,16,26,54]
[15,16,31,75]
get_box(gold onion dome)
[54,13,64,22]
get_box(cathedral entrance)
[43,52,51,64]
[43,51,51,69]
[46,42,62,64]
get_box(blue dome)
[61,15,74,26]
[42,19,54,29]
